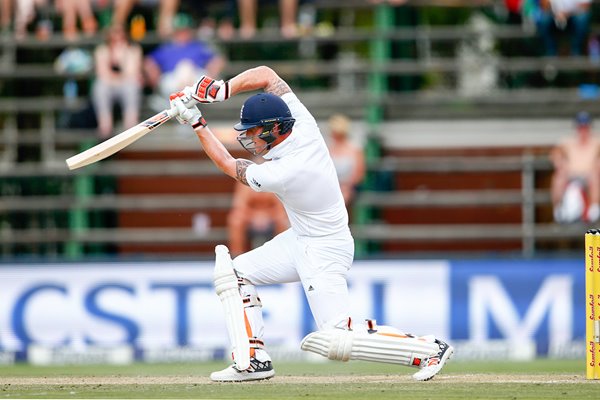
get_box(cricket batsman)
[168,65,453,382]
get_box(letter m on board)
[468,276,573,353]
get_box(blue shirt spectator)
[148,41,216,74]
[144,13,225,104]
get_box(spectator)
[237,0,299,39]
[58,0,98,40]
[144,12,225,108]
[227,179,289,257]
[14,0,45,39]
[92,25,143,138]
[503,0,524,25]
[369,0,408,5]
[497,1,541,58]
[536,0,591,56]
[551,111,600,223]
[1,0,12,33]
[112,0,179,38]
[327,114,365,206]
[14,0,98,40]
[197,0,237,40]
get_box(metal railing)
[0,152,574,259]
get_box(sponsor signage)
[0,259,584,362]
[449,259,584,356]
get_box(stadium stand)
[1,0,599,259]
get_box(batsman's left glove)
[183,75,230,104]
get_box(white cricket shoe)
[412,339,454,381]
[210,357,275,382]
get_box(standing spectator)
[112,0,179,38]
[504,0,524,25]
[197,0,237,40]
[327,114,365,206]
[144,12,225,107]
[1,0,13,33]
[237,0,299,39]
[227,179,288,257]
[14,0,99,40]
[92,25,143,138]
[58,0,98,40]
[551,111,600,223]
[14,0,45,39]
[536,0,591,56]
[369,0,408,4]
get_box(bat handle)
[166,96,198,118]
[166,107,178,118]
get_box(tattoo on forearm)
[266,79,291,97]
[235,159,254,185]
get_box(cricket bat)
[66,108,177,170]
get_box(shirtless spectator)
[551,111,600,223]
[227,180,288,257]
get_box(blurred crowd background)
[2,0,600,261]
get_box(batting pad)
[300,326,439,367]
[214,245,250,370]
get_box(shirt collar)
[263,130,296,160]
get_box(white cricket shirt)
[245,92,349,237]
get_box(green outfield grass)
[0,359,598,399]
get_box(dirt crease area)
[0,374,590,385]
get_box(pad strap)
[238,277,262,307]
[242,295,262,308]
[249,338,265,349]
[366,319,377,333]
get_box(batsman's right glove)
[169,92,207,129]
[183,75,230,104]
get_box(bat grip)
[166,96,198,118]
[166,107,178,118]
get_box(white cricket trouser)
[233,227,354,337]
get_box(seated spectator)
[144,12,225,108]
[92,25,143,138]
[551,111,600,223]
[327,114,366,206]
[237,0,299,39]
[112,0,179,38]
[227,180,289,257]
[54,45,93,129]
[536,0,591,56]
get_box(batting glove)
[169,93,207,129]
[184,75,230,104]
